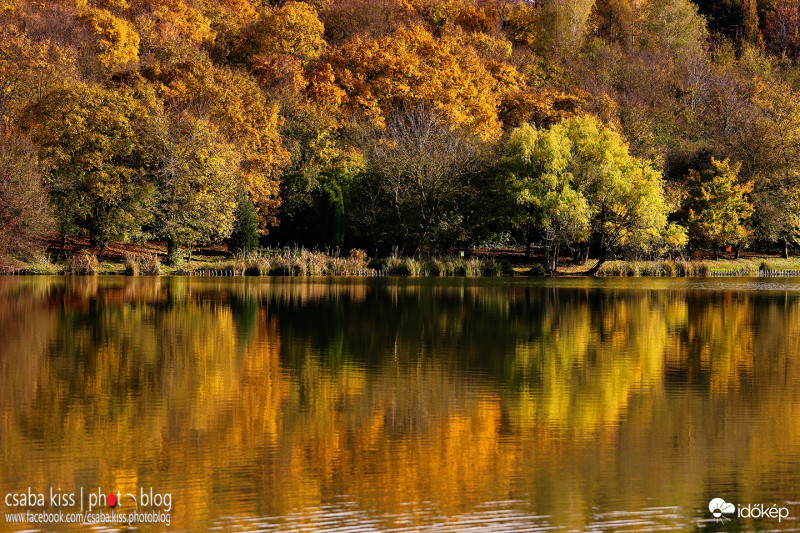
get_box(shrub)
[759,260,772,272]
[302,250,327,276]
[499,259,515,277]
[349,248,368,267]
[123,254,162,275]
[327,257,347,275]
[244,256,270,276]
[368,257,388,272]
[123,254,139,276]
[453,258,468,276]
[386,255,420,276]
[269,255,299,276]
[619,263,639,276]
[480,258,500,277]
[229,194,259,254]
[466,257,481,277]
[440,259,456,276]
[26,250,60,275]
[421,257,443,276]
[661,261,677,277]
[638,262,655,276]
[139,254,162,275]
[385,256,408,276]
[68,251,99,275]
[527,263,547,276]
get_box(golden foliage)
[460,30,513,60]
[404,0,465,28]
[0,0,20,16]
[250,53,306,93]
[499,89,588,129]
[252,1,326,62]
[0,25,78,122]
[133,0,216,48]
[313,24,521,139]
[139,52,290,229]
[92,0,131,11]
[504,1,538,47]
[196,0,257,37]
[80,7,140,72]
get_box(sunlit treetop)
[309,23,521,140]
[0,24,78,122]
[130,0,216,49]
[250,1,326,62]
[80,7,140,72]
[196,0,258,38]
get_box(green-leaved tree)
[685,158,753,259]
[503,122,592,272]
[505,116,671,271]
[230,192,259,254]
[22,84,152,251]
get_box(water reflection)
[1,276,800,531]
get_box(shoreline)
[6,245,800,278]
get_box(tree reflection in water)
[1,276,799,531]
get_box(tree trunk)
[167,237,180,266]
[783,239,790,259]
[551,245,560,276]
[714,246,718,260]
[588,247,606,276]
[524,224,532,259]
[734,245,740,259]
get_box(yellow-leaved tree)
[139,50,289,230]
[80,8,140,73]
[309,24,521,140]
[0,25,79,123]
[144,106,240,263]
[242,1,325,93]
[250,1,326,62]
[503,116,672,267]
[132,0,216,52]
[196,0,258,38]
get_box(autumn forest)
[2,0,800,267]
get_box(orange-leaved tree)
[308,24,521,140]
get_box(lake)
[1,276,799,531]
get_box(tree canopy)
[2,0,800,261]
[504,116,670,270]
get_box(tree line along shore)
[3,0,800,274]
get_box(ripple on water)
[211,501,731,532]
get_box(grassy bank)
[7,248,517,277]
[8,247,800,278]
[180,249,517,277]
[587,257,800,277]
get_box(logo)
[709,498,736,522]
[708,498,791,523]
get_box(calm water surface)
[1,276,800,531]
